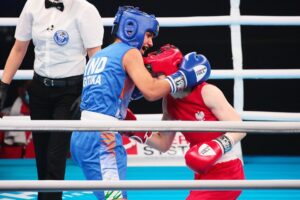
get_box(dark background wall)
[1,0,300,155]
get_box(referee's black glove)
[0,81,9,111]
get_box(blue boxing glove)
[166,52,211,93]
[131,86,143,100]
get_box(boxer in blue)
[70,6,211,200]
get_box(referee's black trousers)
[28,77,82,200]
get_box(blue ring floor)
[0,156,300,199]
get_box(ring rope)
[0,120,300,133]
[240,111,300,122]
[136,112,300,122]
[4,109,300,123]
[0,180,299,191]
[2,69,300,80]
[1,16,300,27]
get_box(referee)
[0,0,104,199]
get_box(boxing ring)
[1,0,300,199]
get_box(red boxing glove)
[143,44,183,76]
[123,109,152,144]
[185,135,233,174]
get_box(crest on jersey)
[53,30,69,46]
[195,111,205,121]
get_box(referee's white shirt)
[15,0,104,78]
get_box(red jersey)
[166,82,223,147]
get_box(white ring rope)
[2,69,300,80]
[0,180,299,191]
[0,120,300,133]
[1,16,300,27]
[240,111,300,122]
[139,112,300,122]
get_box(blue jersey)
[81,42,135,119]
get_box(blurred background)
[0,0,300,155]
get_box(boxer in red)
[124,44,246,200]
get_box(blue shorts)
[71,131,127,200]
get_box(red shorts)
[187,158,245,200]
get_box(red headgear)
[143,44,183,76]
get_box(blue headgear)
[112,6,159,49]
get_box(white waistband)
[81,110,118,121]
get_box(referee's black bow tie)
[45,0,64,12]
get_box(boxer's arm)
[146,97,176,152]
[202,84,247,143]
[122,108,175,151]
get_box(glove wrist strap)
[214,135,233,154]
[166,71,186,93]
